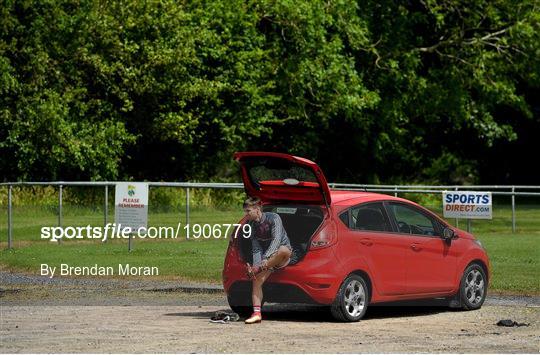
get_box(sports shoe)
[244,312,262,324]
[209,311,240,323]
[210,315,230,324]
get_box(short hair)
[243,196,262,209]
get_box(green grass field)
[0,202,538,294]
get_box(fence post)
[467,219,472,233]
[7,185,13,249]
[454,186,459,228]
[58,185,63,226]
[394,186,398,197]
[511,186,516,233]
[58,184,63,244]
[104,184,108,228]
[186,187,190,227]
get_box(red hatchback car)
[223,152,490,321]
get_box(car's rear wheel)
[459,263,487,310]
[227,294,252,318]
[330,274,369,322]
[227,293,266,318]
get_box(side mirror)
[443,228,455,242]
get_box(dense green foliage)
[1,0,538,183]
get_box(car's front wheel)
[459,263,487,310]
[330,274,369,322]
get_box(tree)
[1,0,538,184]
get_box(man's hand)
[246,262,268,280]
[246,263,263,280]
[260,259,269,271]
[246,263,256,280]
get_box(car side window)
[339,211,349,227]
[389,203,440,237]
[350,203,392,232]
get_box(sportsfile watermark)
[41,223,252,242]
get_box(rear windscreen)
[244,157,318,189]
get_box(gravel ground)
[1,270,539,353]
[1,303,538,353]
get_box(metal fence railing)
[1,181,539,249]
[329,184,540,235]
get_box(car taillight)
[310,220,337,249]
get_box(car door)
[386,202,457,294]
[343,202,408,295]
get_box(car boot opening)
[238,205,324,265]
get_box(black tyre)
[459,263,487,310]
[227,294,252,318]
[331,274,369,322]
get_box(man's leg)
[247,245,292,278]
[246,270,271,324]
[250,246,291,309]
[246,246,292,324]
[251,270,271,307]
[265,245,292,269]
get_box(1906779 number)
[184,223,251,239]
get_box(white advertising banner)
[115,182,149,232]
[443,191,492,219]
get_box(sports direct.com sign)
[442,191,492,219]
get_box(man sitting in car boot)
[243,196,292,324]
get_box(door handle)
[410,244,422,251]
[360,238,373,246]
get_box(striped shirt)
[248,212,291,266]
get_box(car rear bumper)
[223,248,342,305]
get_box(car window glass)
[339,211,349,227]
[390,203,439,236]
[245,157,318,190]
[350,203,391,232]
